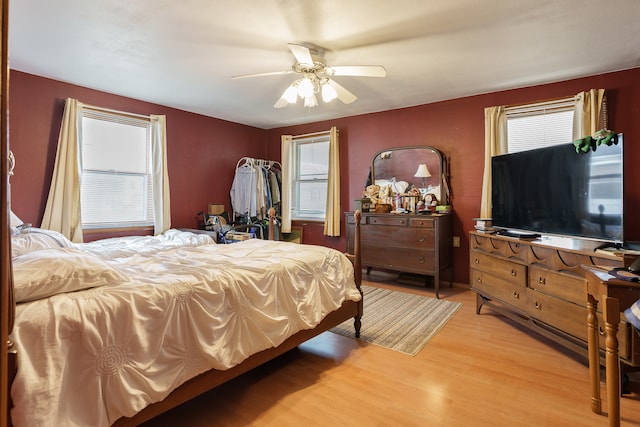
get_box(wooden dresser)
[470,231,640,365]
[346,212,453,298]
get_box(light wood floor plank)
[143,274,640,426]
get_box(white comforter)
[10,238,360,427]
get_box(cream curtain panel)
[41,98,84,242]
[573,89,606,139]
[42,98,171,242]
[480,106,507,219]
[150,115,172,234]
[323,126,341,237]
[280,135,293,233]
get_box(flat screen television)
[491,135,624,243]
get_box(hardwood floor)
[143,272,640,427]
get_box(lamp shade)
[414,164,431,178]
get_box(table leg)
[586,293,601,414]
[603,296,620,427]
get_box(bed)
[6,211,362,427]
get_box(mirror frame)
[371,145,448,205]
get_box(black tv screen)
[491,136,623,243]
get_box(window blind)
[506,97,575,153]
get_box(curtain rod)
[82,102,150,120]
[503,95,577,110]
[293,129,334,139]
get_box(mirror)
[371,145,448,206]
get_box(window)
[506,97,574,153]
[80,108,154,229]
[291,134,330,220]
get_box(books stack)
[473,218,496,234]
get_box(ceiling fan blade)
[231,70,292,79]
[327,79,357,104]
[329,65,387,78]
[274,97,289,108]
[288,43,314,66]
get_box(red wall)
[266,67,640,284]
[9,71,267,230]
[9,68,640,285]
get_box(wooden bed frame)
[5,209,363,426]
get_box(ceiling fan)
[232,43,387,108]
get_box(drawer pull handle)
[477,277,482,284]
[418,256,425,264]
[474,258,480,264]
[535,302,542,310]
[511,269,517,277]
[419,236,425,242]
[513,291,520,299]
[599,326,605,336]
[538,277,545,285]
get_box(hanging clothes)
[230,157,282,222]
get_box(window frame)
[79,106,155,231]
[290,133,330,221]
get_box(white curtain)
[42,99,171,241]
[480,106,507,219]
[573,89,606,139]
[41,98,84,242]
[150,115,172,234]
[280,135,293,233]
[323,126,340,236]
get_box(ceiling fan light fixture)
[283,83,298,104]
[297,76,315,99]
[321,82,338,102]
[304,94,318,108]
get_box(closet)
[230,157,282,223]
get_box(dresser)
[346,212,453,298]
[469,231,640,365]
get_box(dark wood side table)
[583,266,640,427]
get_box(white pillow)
[12,248,127,303]
[11,228,73,258]
[374,179,409,194]
[9,210,23,227]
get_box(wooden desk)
[583,266,640,427]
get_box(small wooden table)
[583,266,640,427]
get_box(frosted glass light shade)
[298,77,314,98]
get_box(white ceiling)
[9,0,640,129]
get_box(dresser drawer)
[363,246,435,273]
[527,289,586,340]
[409,218,434,228]
[470,251,527,286]
[527,289,630,358]
[366,215,408,226]
[529,265,586,305]
[471,269,528,311]
[363,227,434,249]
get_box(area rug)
[330,285,462,356]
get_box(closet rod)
[235,156,281,169]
